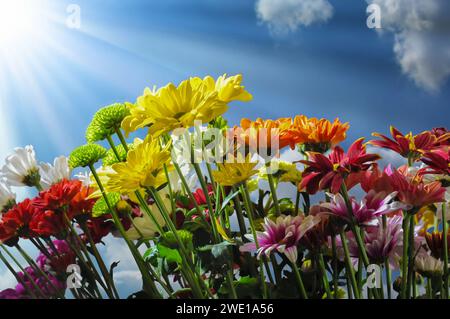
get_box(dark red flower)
[300,138,380,194]
[84,216,114,244]
[420,148,450,176]
[29,210,65,238]
[369,126,449,160]
[0,199,38,243]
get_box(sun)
[0,0,40,46]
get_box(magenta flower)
[240,214,321,263]
[354,216,403,266]
[319,190,403,227]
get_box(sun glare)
[0,0,39,46]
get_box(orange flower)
[233,117,294,152]
[288,115,349,153]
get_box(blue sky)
[0,0,449,297]
[1,0,449,164]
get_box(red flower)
[177,184,214,210]
[300,138,380,194]
[369,126,449,160]
[83,216,114,244]
[29,210,65,238]
[420,149,450,176]
[387,166,446,208]
[33,179,95,219]
[0,199,38,244]
[430,127,450,147]
[347,164,395,194]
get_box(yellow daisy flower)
[121,74,252,137]
[190,74,253,103]
[258,160,302,185]
[212,154,259,186]
[106,136,172,194]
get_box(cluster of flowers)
[0,73,448,299]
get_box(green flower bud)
[208,116,228,130]
[69,144,107,169]
[86,103,130,143]
[160,230,193,250]
[103,144,132,166]
[92,192,121,217]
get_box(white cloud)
[368,0,450,92]
[256,0,334,35]
[366,145,406,168]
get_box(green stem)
[240,183,268,299]
[339,229,360,299]
[149,187,206,298]
[0,247,41,298]
[89,164,162,299]
[193,162,219,243]
[106,135,121,160]
[318,253,332,299]
[291,261,308,299]
[294,190,300,216]
[401,212,410,299]
[331,236,339,299]
[266,167,281,216]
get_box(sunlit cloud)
[368,0,450,93]
[255,0,334,36]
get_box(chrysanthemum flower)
[15,266,65,298]
[190,74,253,103]
[347,164,395,194]
[39,156,71,190]
[415,252,444,278]
[240,214,321,263]
[318,190,402,227]
[387,166,446,208]
[103,143,133,166]
[0,199,38,244]
[300,138,380,194]
[351,216,402,266]
[420,148,450,176]
[33,179,95,220]
[258,160,302,185]
[212,154,259,187]
[36,240,76,274]
[1,145,40,187]
[106,136,172,194]
[288,115,349,153]
[0,180,16,213]
[69,144,107,169]
[369,126,450,161]
[233,117,294,151]
[424,230,450,260]
[122,74,251,137]
[85,103,130,143]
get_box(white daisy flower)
[39,156,71,189]
[1,145,40,187]
[74,171,92,187]
[0,179,16,212]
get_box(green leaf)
[157,243,182,265]
[198,241,234,259]
[143,246,159,267]
[219,276,259,298]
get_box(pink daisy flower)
[240,214,321,263]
